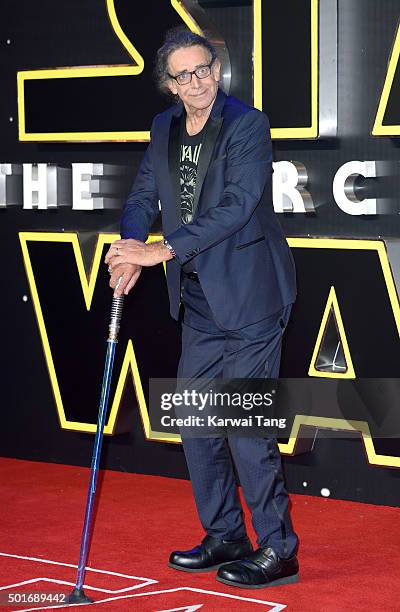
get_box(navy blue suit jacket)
[121,89,296,330]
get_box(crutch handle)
[108,294,124,342]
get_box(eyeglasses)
[168,60,215,86]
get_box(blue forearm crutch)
[66,291,124,604]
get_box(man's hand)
[109,262,142,296]
[105,238,173,269]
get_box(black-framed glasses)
[168,60,215,86]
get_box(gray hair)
[154,27,218,96]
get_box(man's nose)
[191,74,202,88]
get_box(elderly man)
[105,29,299,589]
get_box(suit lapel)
[168,112,182,225]
[192,116,223,216]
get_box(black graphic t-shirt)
[179,116,208,272]
[180,120,207,224]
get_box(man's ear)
[213,58,221,82]
[166,78,178,96]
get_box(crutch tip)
[64,587,94,604]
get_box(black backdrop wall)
[2,0,400,506]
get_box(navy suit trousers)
[178,276,298,559]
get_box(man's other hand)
[109,263,142,296]
[105,238,173,269]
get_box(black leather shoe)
[169,534,253,573]
[216,546,299,588]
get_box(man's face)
[167,45,221,112]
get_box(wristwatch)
[163,239,176,258]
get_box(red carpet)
[0,458,398,611]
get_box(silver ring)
[108,266,112,273]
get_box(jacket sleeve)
[120,119,159,241]
[164,110,272,264]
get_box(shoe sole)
[168,561,226,573]
[216,573,299,589]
